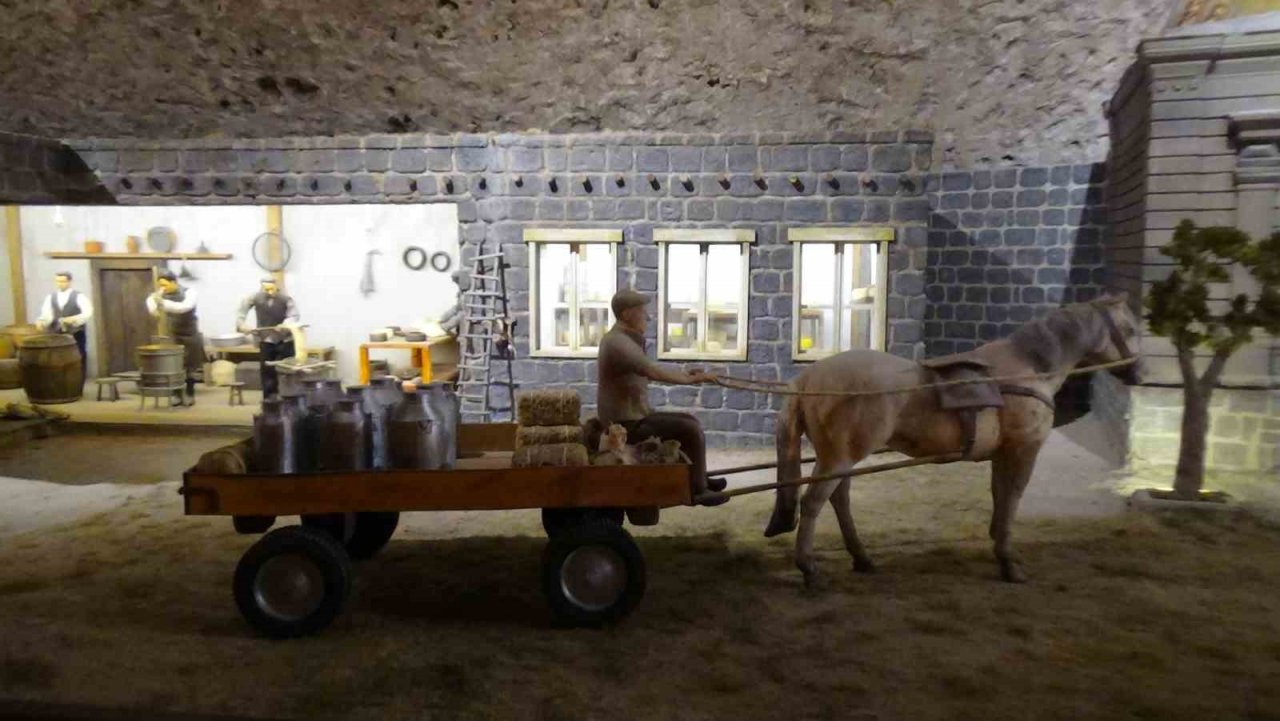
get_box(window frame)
[788,226,894,361]
[655,228,754,362]
[524,228,623,359]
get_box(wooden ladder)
[455,246,517,421]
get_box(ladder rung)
[464,291,503,297]
[470,252,505,261]
[459,394,488,401]
[469,274,501,281]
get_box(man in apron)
[236,276,300,399]
[596,289,728,505]
[35,271,94,381]
[146,270,204,406]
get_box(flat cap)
[610,288,649,317]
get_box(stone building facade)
[14,130,933,446]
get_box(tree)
[1145,220,1280,499]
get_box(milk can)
[301,404,330,472]
[322,398,369,471]
[388,390,439,470]
[421,382,460,469]
[253,398,296,474]
[345,385,386,469]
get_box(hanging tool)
[360,249,382,297]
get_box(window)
[788,227,893,360]
[655,229,753,361]
[525,228,621,357]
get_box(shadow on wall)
[0,133,114,204]
[923,163,1109,424]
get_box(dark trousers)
[260,340,295,398]
[619,412,708,495]
[70,328,87,382]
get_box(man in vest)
[146,269,204,406]
[236,276,300,399]
[35,271,94,381]
[596,289,728,505]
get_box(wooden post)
[266,206,284,289]
[5,206,26,323]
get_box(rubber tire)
[541,508,624,538]
[233,526,352,639]
[301,513,356,544]
[541,519,646,628]
[345,512,400,560]
[302,512,399,560]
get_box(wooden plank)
[44,252,233,260]
[1147,210,1235,229]
[5,206,24,324]
[1153,94,1280,121]
[1148,154,1237,175]
[1145,192,1236,211]
[1149,119,1229,138]
[1148,136,1232,157]
[182,463,693,516]
[1147,172,1234,193]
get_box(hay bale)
[511,443,590,468]
[194,439,255,474]
[517,389,581,427]
[515,424,585,449]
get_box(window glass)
[663,243,701,352]
[706,244,742,354]
[537,243,573,351]
[798,243,837,355]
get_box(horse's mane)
[1006,303,1104,373]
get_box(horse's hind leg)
[831,477,875,574]
[794,470,842,588]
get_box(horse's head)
[1086,292,1142,385]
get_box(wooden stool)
[227,382,246,406]
[94,377,123,402]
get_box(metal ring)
[402,246,428,271]
[429,251,452,273]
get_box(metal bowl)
[369,332,389,342]
[402,331,427,342]
[210,333,248,348]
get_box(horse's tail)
[764,391,804,537]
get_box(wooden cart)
[182,423,692,638]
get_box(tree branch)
[1199,346,1233,393]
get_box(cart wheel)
[302,512,399,560]
[346,512,400,560]
[541,519,645,627]
[233,526,352,639]
[541,508,625,537]
[232,515,276,535]
[301,512,356,544]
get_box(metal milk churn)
[421,382,460,469]
[388,390,438,470]
[345,385,386,469]
[322,398,369,471]
[253,398,296,474]
[370,375,403,413]
[301,403,330,471]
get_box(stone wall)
[922,163,1109,357]
[0,132,107,204]
[65,130,933,446]
[0,0,1170,168]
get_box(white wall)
[283,204,459,382]
[21,205,267,376]
[0,210,13,327]
[17,204,459,382]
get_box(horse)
[764,293,1141,586]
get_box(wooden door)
[97,268,156,374]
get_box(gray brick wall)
[923,162,1108,357]
[0,132,108,203]
[60,130,933,447]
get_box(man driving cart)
[596,289,728,505]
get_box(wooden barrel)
[18,334,83,404]
[0,358,21,389]
[1,324,40,359]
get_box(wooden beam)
[5,206,25,324]
[44,252,233,260]
[265,205,284,289]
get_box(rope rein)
[710,356,1137,398]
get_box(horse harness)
[919,358,1055,461]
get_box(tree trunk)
[1172,382,1210,499]
[1172,347,1231,500]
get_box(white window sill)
[658,351,749,362]
[530,349,600,360]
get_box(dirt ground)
[0,419,1278,721]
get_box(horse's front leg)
[989,443,1043,583]
[830,475,875,574]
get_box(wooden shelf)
[44,252,233,260]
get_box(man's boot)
[184,379,197,407]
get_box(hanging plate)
[146,226,178,253]
[252,231,293,272]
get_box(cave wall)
[0,0,1169,168]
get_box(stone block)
[669,146,703,172]
[545,148,568,171]
[699,386,724,409]
[784,198,827,222]
[508,147,543,172]
[391,149,428,173]
[637,148,670,172]
[871,145,912,172]
[456,147,490,171]
[1019,167,1048,187]
[607,146,634,171]
[688,199,715,221]
[570,146,607,171]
